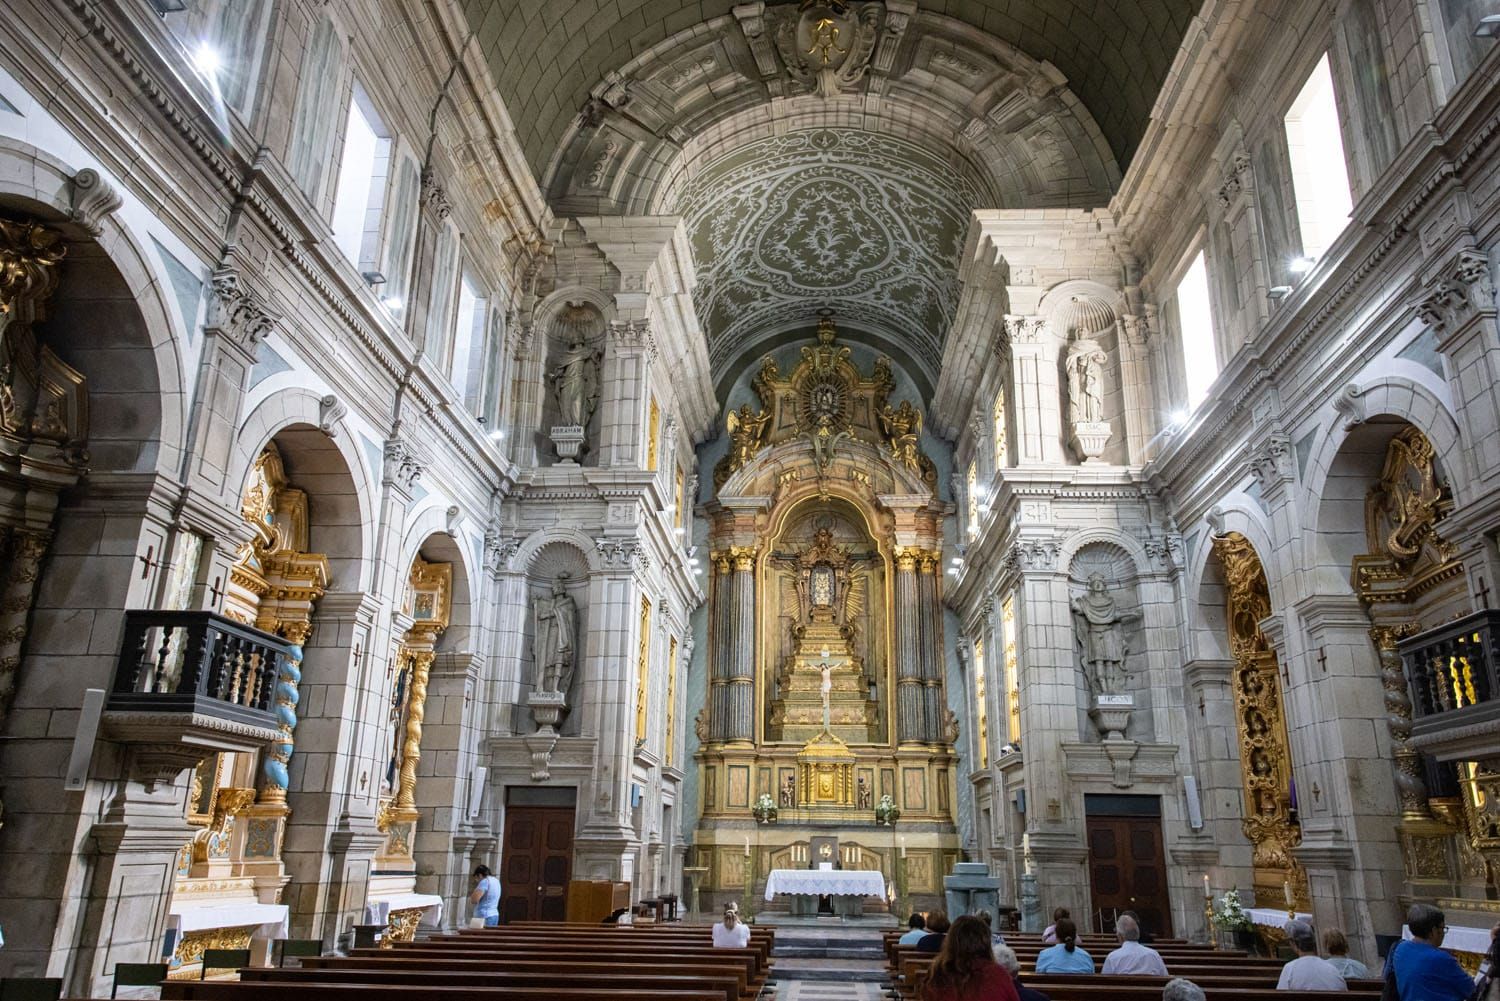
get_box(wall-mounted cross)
[1316,647,1328,674]
[208,575,226,606]
[137,545,171,580]
[1479,576,1492,610]
[351,643,363,668]
[1197,693,1205,717]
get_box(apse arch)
[231,388,376,591]
[397,507,480,651]
[1183,500,1285,663]
[0,138,188,477]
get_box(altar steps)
[768,928,889,984]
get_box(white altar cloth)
[167,901,289,941]
[1247,907,1312,929]
[1403,922,1491,954]
[364,892,444,928]
[763,868,886,901]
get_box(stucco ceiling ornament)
[766,1,882,99]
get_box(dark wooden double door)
[500,805,574,922]
[1086,813,1173,938]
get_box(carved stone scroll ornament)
[1415,249,1497,334]
[205,266,279,355]
[68,168,123,238]
[766,0,882,99]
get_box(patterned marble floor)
[775,981,886,1001]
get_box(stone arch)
[1183,498,1283,663]
[398,508,480,654]
[0,137,188,476]
[231,387,375,591]
[1299,373,1467,537]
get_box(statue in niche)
[549,337,601,429]
[532,577,578,696]
[856,774,872,810]
[1066,336,1108,425]
[715,404,772,486]
[780,773,796,808]
[1070,573,1141,695]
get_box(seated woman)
[1041,907,1071,946]
[712,905,750,948]
[1035,918,1094,974]
[921,915,1020,1001]
[1322,929,1369,980]
[917,910,952,953]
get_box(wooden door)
[1085,814,1172,938]
[500,805,575,922]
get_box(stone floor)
[767,923,890,994]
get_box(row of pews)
[882,930,1385,1000]
[157,922,776,1001]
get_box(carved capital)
[382,437,424,490]
[1005,537,1060,572]
[69,169,123,238]
[419,168,451,221]
[483,530,521,573]
[596,537,649,571]
[1246,432,1295,495]
[1215,149,1252,209]
[607,319,658,359]
[1416,249,1496,334]
[1003,314,1049,344]
[1144,533,1182,570]
[205,266,279,354]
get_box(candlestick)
[744,836,751,858]
[1203,874,1212,900]
[900,836,907,859]
[1283,879,1293,907]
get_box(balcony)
[103,611,287,760]
[1401,610,1500,761]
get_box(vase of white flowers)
[875,794,900,826]
[1211,888,1257,951]
[752,793,777,824]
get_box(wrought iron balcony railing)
[1400,610,1500,760]
[110,610,290,731]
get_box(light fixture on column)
[1267,285,1293,300]
[1288,255,1317,274]
[361,270,387,287]
[191,43,222,76]
[1476,14,1500,37]
[147,0,189,12]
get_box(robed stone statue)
[1066,336,1108,425]
[1070,573,1141,695]
[533,577,578,696]
[549,338,601,428]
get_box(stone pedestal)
[525,691,566,781]
[1019,871,1042,932]
[550,425,585,464]
[944,861,1002,928]
[1071,420,1112,462]
[1089,693,1134,740]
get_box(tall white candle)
[744,836,750,857]
[1283,880,1293,907]
[900,836,907,859]
[1203,874,1212,900]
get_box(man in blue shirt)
[1389,903,1475,1001]
[897,913,926,946]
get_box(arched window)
[992,387,1006,469]
[286,17,343,199]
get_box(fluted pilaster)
[895,548,925,743]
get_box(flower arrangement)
[1211,888,1253,931]
[751,793,777,823]
[875,794,900,825]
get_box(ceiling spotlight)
[361,270,387,286]
[192,43,221,76]
[1267,285,1293,300]
[488,430,505,441]
[1288,255,1317,274]
[148,0,189,13]
[1171,409,1190,427]
[381,295,403,311]
[1475,14,1500,37]
[951,557,963,566]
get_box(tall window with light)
[973,638,989,767]
[1168,250,1218,412]
[992,388,1006,469]
[1002,594,1020,743]
[330,84,391,270]
[1283,53,1353,262]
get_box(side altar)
[691,317,961,915]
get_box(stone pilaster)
[1005,316,1065,465]
[1416,248,1500,487]
[895,547,925,744]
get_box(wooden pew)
[300,955,751,999]
[238,966,744,1001]
[354,944,767,990]
[161,983,721,1001]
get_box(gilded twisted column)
[895,548,925,743]
[394,649,435,813]
[1372,625,1430,819]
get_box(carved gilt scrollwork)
[1212,531,1306,907]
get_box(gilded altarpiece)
[1211,532,1308,910]
[166,444,329,975]
[695,319,959,911]
[1349,427,1483,898]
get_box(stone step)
[773,944,886,959]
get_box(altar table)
[764,868,887,917]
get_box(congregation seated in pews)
[884,912,1387,1001]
